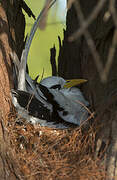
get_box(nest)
[6,109,106,180]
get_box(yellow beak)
[64,79,87,88]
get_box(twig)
[69,0,107,41]
[73,1,105,82]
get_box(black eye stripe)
[50,84,61,89]
[63,111,68,116]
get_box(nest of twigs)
[6,108,106,180]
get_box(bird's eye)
[63,111,68,116]
[50,84,61,90]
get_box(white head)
[40,76,66,89]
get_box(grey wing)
[39,84,89,126]
[53,89,89,125]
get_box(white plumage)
[11,1,89,129]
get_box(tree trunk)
[58,0,117,179]
[1,0,117,179]
[0,0,25,179]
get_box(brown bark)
[0,0,116,179]
[0,5,12,119]
[58,0,117,179]
[0,0,25,118]
[0,0,25,179]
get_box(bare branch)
[69,0,107,41]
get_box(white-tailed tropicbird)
[11,0,89,129]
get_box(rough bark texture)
[58,0,116,105]
[0,0,25,118]
[58,0,117,179]
[0,0,25,179]
[0,0,117,179]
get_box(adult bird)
[11,0,89,129]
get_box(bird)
[11,0,89,129]
[11,78,89,129]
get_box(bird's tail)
[12,0,56,92]
[23,0,57,81]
